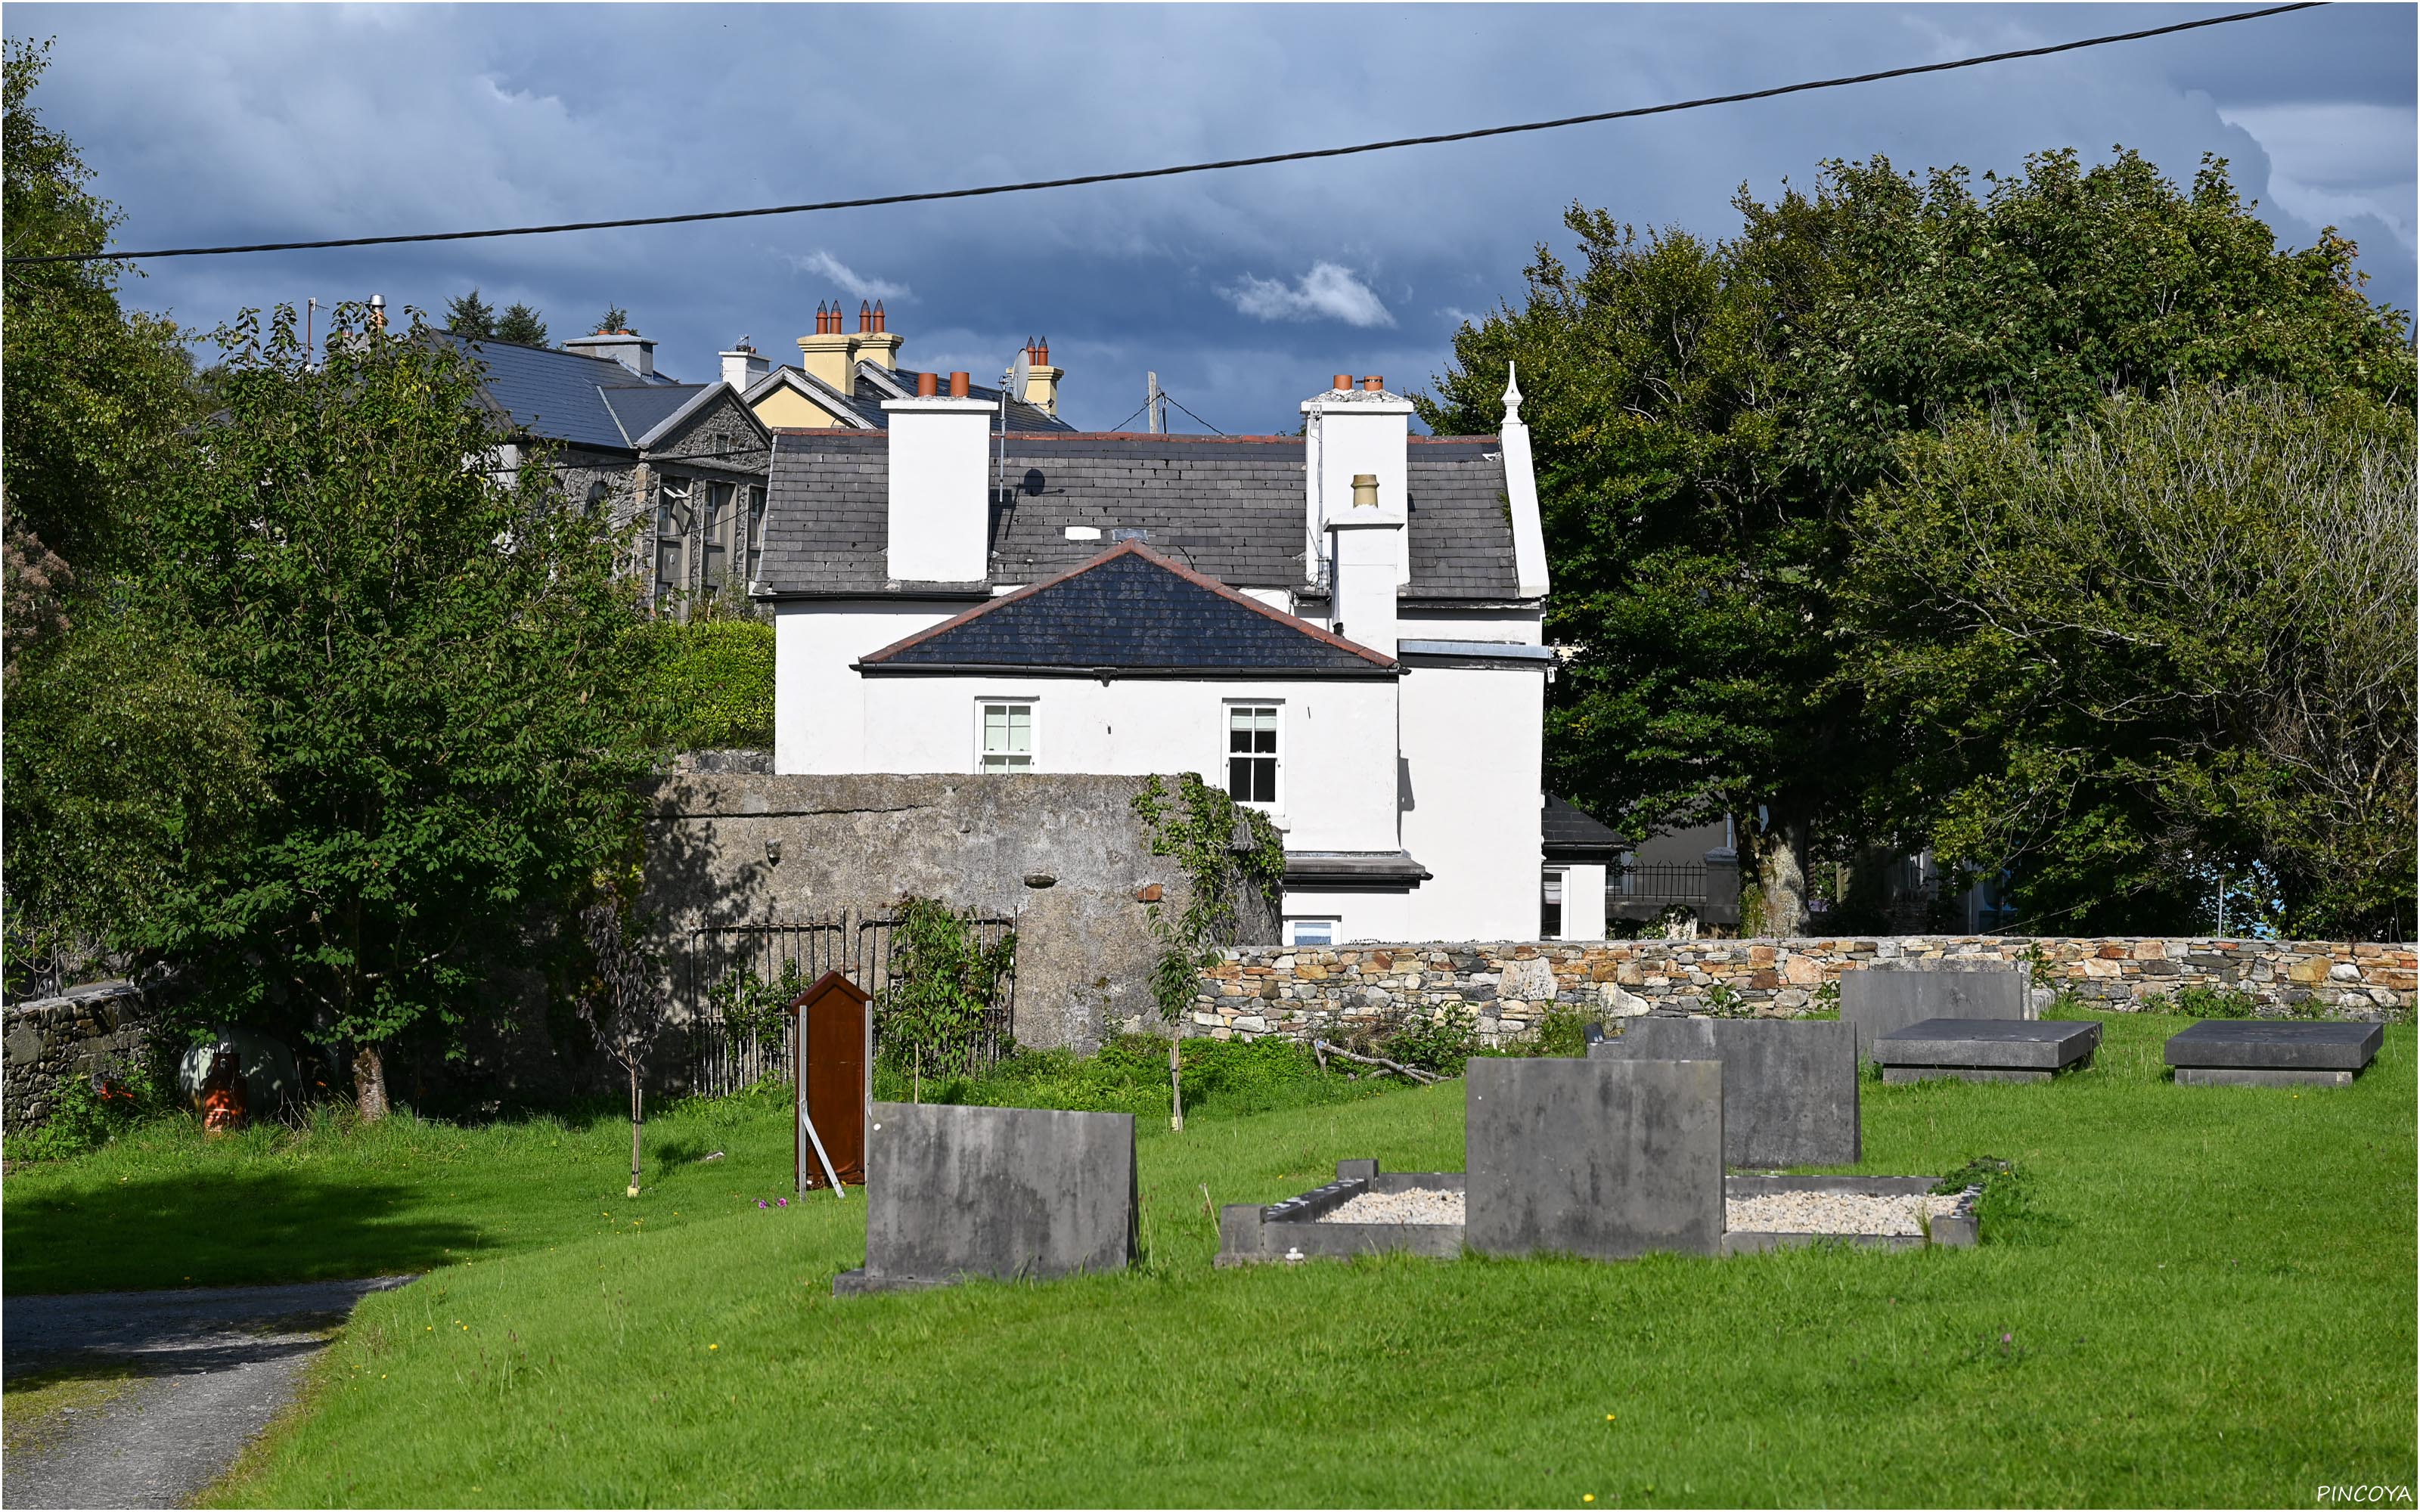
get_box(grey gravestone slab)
[1839,963,2030,1061]
[2164,1020,2381,1072]
[836,1102,1136,1294]
[1465,1057,1723,1261]
[1873,1018,2100,1083]
[1588,1018,1858,1168]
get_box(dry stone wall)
[2,981,153,1132]
[1194,936,2414,1046]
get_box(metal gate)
[684,909,1016,1095]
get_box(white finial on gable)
[1497,359,1548,600]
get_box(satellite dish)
[1007,342,1032,407]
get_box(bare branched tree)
[579,900,673,1197]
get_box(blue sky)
[14,3,2415,434]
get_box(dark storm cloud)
[11,3,2412,433]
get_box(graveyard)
[6,1006,2390,1507]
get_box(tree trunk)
[1754,812,1812,939]
[1169,1031,1184,1132]
[352,1044,389,1123]
[626,1065,643,1198]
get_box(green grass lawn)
[10,1015,2415,1505]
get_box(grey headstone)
[1590,1018,1858,1168]
[837,1102,1137,1294]
[1838,963,2030,1060]
[1465,1057,1723,1261]
[2163,1020,2381,1073]
[1872,1018,2101,1079]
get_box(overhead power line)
[1159,392,1228,436]
[11,2,2324,266]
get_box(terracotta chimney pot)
[1332,373,1351,391]
[917,370,939,398]
[859,300,873,333]
[1362,375,1384,392]
[948,371,971,398]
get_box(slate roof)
[597,383,708,445]
[755,432,1521,602]
[441,332,684,452]
[858,541,1397,676]
[1543,794,1627,858]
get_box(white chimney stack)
[563,330,656,378]
[1302,374,1413,589]
[721,339,768,393]
[1326,469,1404,659]
[883,373,994,583]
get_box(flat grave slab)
[1214,1163,1982,1265]
[2164,1019,2383,1087]
[1588,1018,1859,1168]
[1839,963,2030,1061]
[1466,1057,1726,1261]
[836,1102,1137,1294]
[1873,1018,2101,1083]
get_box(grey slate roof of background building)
[861,544,1394,675]
[1543,794,1627,859]
[442,332,684,453]
[755,432,1520,601]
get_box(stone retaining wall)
[1193,936,2415,1046]
[2,981,154,1132]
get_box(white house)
[753,369,1587,944]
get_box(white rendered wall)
[772,602,956,774]
[883,398,994,582]
[1560,861,1609,942]
[1282,888,1413,945]
[857,675,1401,855]
[1395,606,1545,646]
[1398,661,1547,940]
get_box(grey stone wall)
[644,772,1272,1052]
[1194,935,2415,1046]
[3,981,153,1132]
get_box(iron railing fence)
[681,909,1017,1095]
[855,912,1019,1071]
[1609,861,1716,905]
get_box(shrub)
[5,1064,169,1161]
[650,618,773,749]
[1381,1005,1481,1077]
[1522,1003,1604,1058]
[2173,984,2259,1019]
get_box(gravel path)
[3,1276,413,1509]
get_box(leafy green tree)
[495,302,548,347]
[444,287,496,339]
[2,37,196,584]
[124,301,659,1117]
[873,897,1015,1096]
[1844,385,2415,939]
[1420,149,2415,932]
[596,305,630,335]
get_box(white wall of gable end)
[772,602,957,774]
[855,674,1401,855]
[1398,660,1547,941]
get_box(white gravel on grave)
[1725,1190,1967,1237]
[1319,1188,1465,1225]
[1314,1186,1969,1236]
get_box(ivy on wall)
[1131,774,1284,951]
